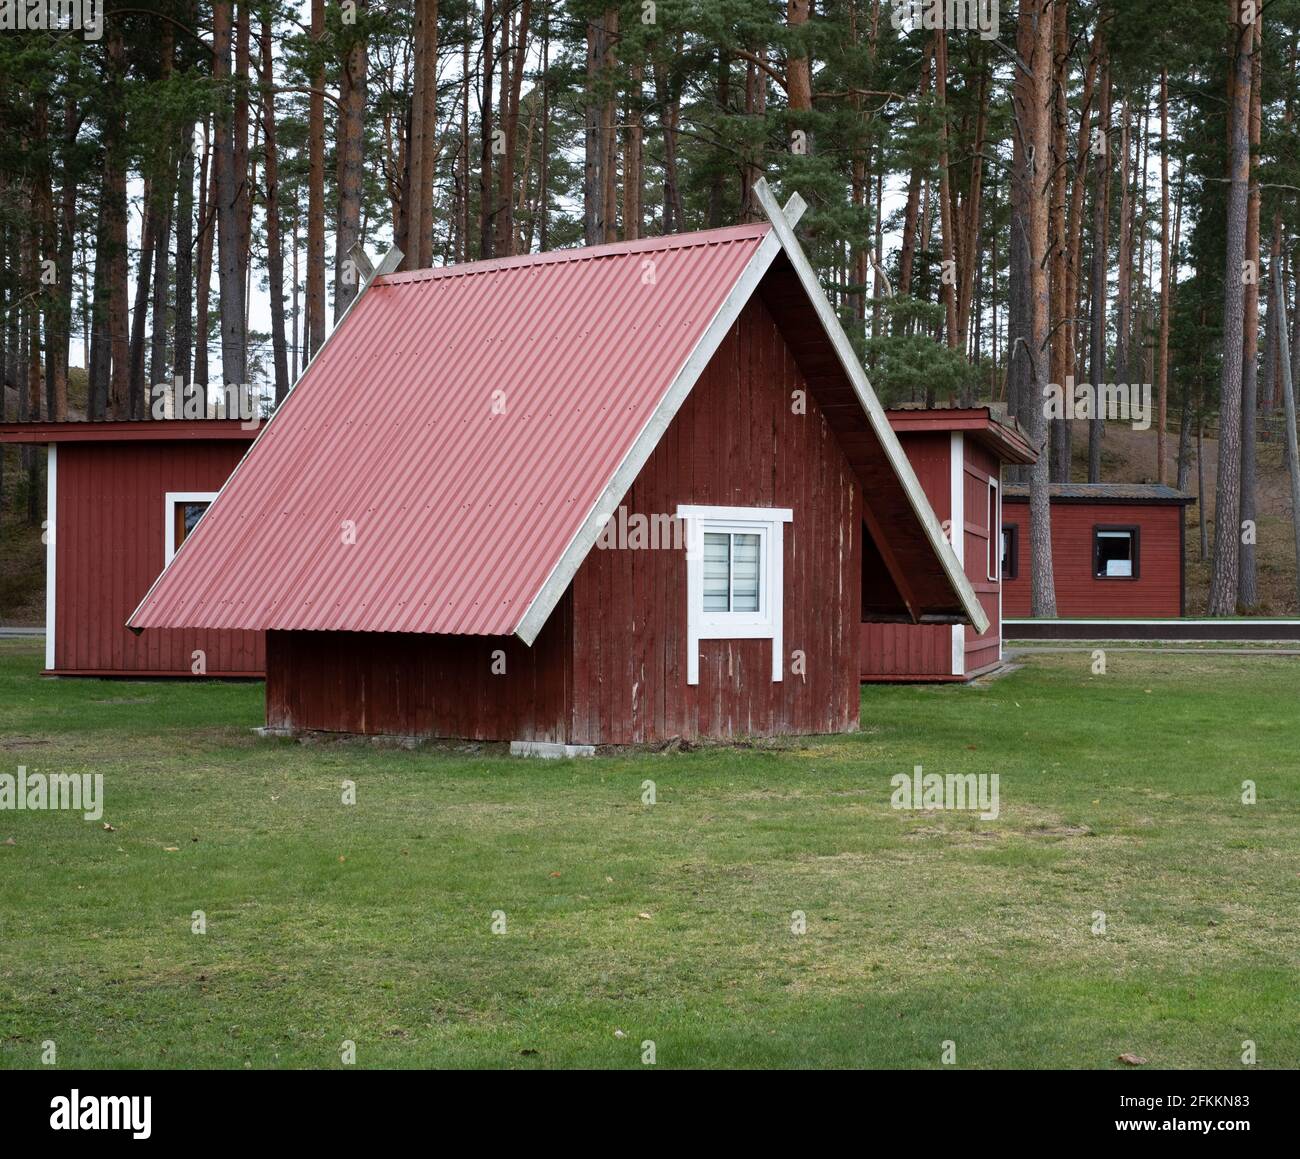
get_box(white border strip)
[751,179,989,636]
[44,444,56,671]
[515,201,807,645]
[950,432,965,676]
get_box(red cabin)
[1001,483,1194,618]
[0,421,262,677]
[130,186,989,746]
[860,407,1037,682]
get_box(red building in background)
[860,407,1037,682]
[0,421,262,677]
[1001,483,1193,618]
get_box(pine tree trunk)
[306,0,326,357]
[127,180,156,417]
[214,1,248,385]
[233,4,251,309]
[1048,2,1070,480]
[1157,66,1171,483]
[1087,57,1111,482]
[149,153,175,397]
[479,0,496,257]
[897,41,932,308]
[496,0,530,256]
[194,123,216,388]
[786,0,812,113]
[934,30,959,352]
[262,10,290,404]
[601,11,619,241]
[1016,0,1058,615]
[1208,8,1256,615]
[175,114,196,387]
[1113,97,1132,392]
[1239,10,1263,607]
[335,1,368,318]
[624,58,644,242]
[106,30,130,418]
[585,13,609,245]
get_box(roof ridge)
[376,223,773,286]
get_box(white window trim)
[164,491,219,565]
[677,504,792,685]
[987,476,1000,582]
[45,445,57,671]
[950,433,965,677]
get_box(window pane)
[703,532,731,611]
[183,503,210,535]
[731,533,760,612]
[1096,530,1133,577]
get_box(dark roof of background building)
[1003,482,1195,504]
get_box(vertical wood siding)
[265,591,573,739]
[1001,500,1185,617]
[568,295,862,743]
[961,440,1002,674]
[54,441,263,675]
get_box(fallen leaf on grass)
[637,912,652,920]
[1117,1052,1148,1066]
[2,836,15,846]
[102,822,116,832]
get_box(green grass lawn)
[1,636,1297,1070]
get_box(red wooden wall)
[859,431,1003,680]
[1001,499,1185,617]
[54,440,263,675]
[568,294,862,743]
[961,439,1003,673]
[264,295,864,744]
[265,593,573,741]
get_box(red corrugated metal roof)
[130,224,772,636]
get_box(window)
[677,504,793,685]
[986,478,1000,581]
[164,491,219,564]
[704,532,761,612]
[1001,523,1019,580]
[1093,525,1140,579]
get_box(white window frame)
[164,491,219,564]
[677,504,792,685]
[986,477,1000,582]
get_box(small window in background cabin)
[174,501,210,551]
[1095,528,1136,578]
[1001,524,1019,580]
[703,531,762,613]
